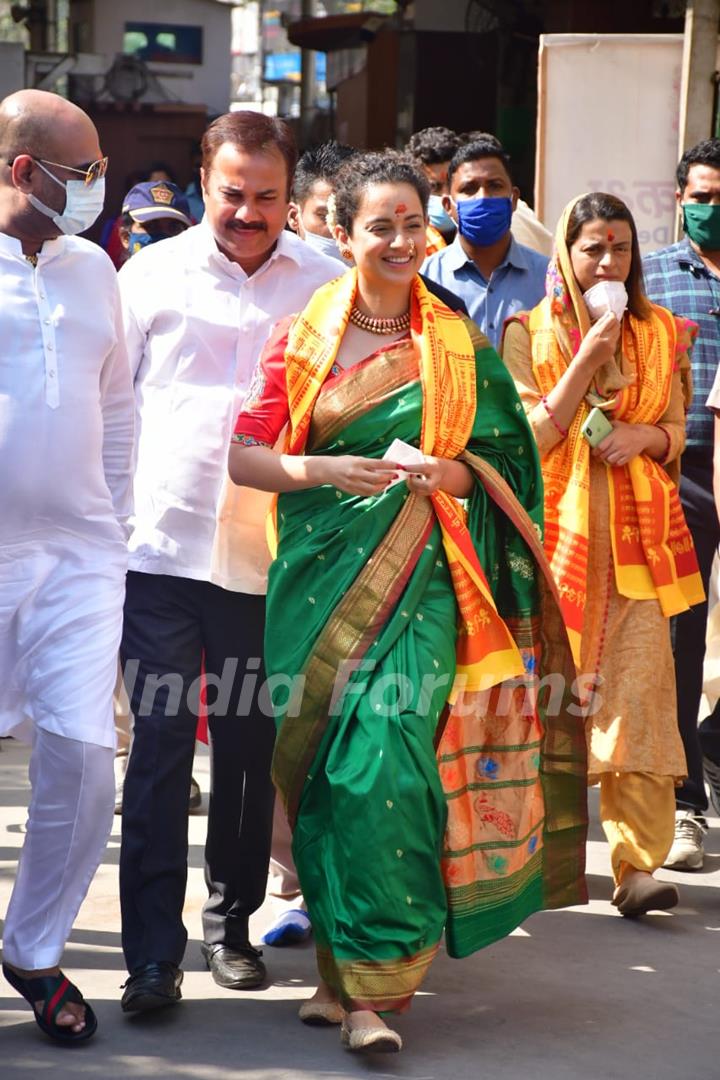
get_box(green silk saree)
[265,322,587,1013]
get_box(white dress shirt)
[118,220,342,591]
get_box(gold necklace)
[349,306,411,335]
[25,253,38,268]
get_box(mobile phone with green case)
[581,406,614,447]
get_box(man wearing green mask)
[643,138,720,872]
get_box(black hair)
[676,138,720,192]
[447,137,513,189]
[202,111,297,199]
[119,211,186,236]
[333,151,429,235]
[406,126,462,166]
[292,141,358,204]
[459,130,502,149]
[565,192,650,319]
[147,160,177,183]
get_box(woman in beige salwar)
[503,192,703,917]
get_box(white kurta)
[0,231,134,748]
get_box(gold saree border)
[444,852,542,912]
[316,942,440,1013]
[272,493,435,826]
[307,339,419,452]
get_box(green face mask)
[682,202,720,251]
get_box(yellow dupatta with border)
[526,196,703,666]
[278,268,525,695]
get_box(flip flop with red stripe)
[3,963,98,1044]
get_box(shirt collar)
[446,232,529,273]
[192,218,302,279]
[502,235,531,270]
[0,230,65,262]
[273,228,305,266]
[445,235,471,272]
[674,236,709,272]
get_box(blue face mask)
[456,196,513,247]
[427,194,454,233]
[129,231,158,256]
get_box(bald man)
[0,90,133,1042]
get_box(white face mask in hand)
[28,161,105,236]
[582,280,628,322]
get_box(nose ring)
[408,238,417,258]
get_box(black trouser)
[119,571,275,973]
[673,459,720,812]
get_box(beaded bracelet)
[541,396,568,438]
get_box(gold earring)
[340,247,353,261]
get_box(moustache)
[229,222,267,232]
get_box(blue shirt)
[421,234,548,350]
[643,238,720,459]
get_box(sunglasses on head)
[35,155,109,186]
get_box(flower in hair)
[326,192,337,233]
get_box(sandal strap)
[43,976,80,1025]
[3,966,92,1041]
[10,972,83,1025]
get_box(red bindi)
[607,230,615,242]
[395,203,407,215]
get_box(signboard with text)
[536,34,684,254]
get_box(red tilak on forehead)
[607,230,615,242]
[394,203,407,215]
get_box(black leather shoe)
[201,943,266,990]
[121,962,183,1013]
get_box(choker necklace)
[349,306,411,335]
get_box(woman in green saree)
[229,153,587,1054]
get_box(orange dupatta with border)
[278,267,526,694]
[525,197,703,666]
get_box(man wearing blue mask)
[421,137,548,350]
[643,138,720,873]
[119,180,192,259]
[406,125,461,253]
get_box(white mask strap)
[34,159,67,190]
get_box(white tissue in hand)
[583,280,628,321]
[383,438,426,487]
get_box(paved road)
[1,738,718,1079]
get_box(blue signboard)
[264,50,326,84]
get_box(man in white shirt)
[0,89,133,1042]
[117,111,340,1013]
